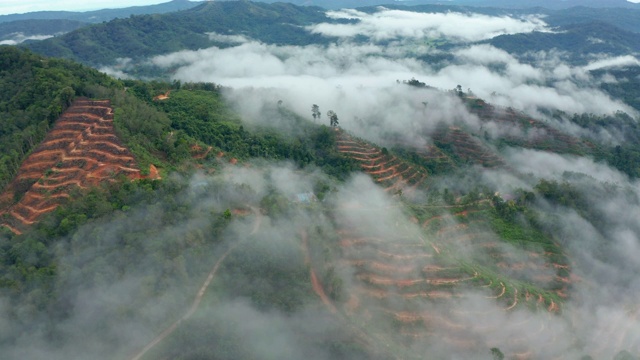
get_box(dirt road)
[130,208,261,360]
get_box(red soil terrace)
[432,126,504,168]
[335,130,429,194]
[0,98,156,234]
[468,99,593,155]
[333,202,574,357]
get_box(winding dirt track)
[301,230,337,314]
[130,208,261,360]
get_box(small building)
[293,192,317,204]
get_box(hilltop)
[19,0,640,76]
[25,1,334,66]
[488,21,640,64]
[0,98,153,234]
[0,0,199,24]
[0,1,202,46]
[0,19,86,45]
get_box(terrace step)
[0,97,143,233]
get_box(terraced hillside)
[432,126,505,168]
[468,98,594,155]
[336,130,430,194]
[328,102,614,357]
[336,125,505,190]
[328,197,574,358]
[0,98,144,234]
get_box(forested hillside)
[0,19,87,45]
[0,46,356,220]
[26,1,335,66]
[0,46,120,189]
[0,0,199,24]
[2,46,640,359]
[488,21,640,64]
[2,1,640,359]
[0,46,365,359]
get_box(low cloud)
[583,55,640,71]
[4,5,640,359]
[99,57,134,79]
[0,32,53,45]
[207,32,249,44]
[0,163,344,360]
[308,8,549,42]
[3,160,640,358]
[435,45,636,117]
[144,35,634,149]
[329,166,640,358]
[504,148,629,184]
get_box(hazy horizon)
[0,0,200,16]
[2,0,640,16]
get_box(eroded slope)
[0,98,143,234]
[336,130,430,194]
[327,198,572,359]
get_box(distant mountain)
[487,21,640,64]
[248,0,640,10]
[25,1,334,66]
[24,0,640,68]
[544,6,640,33]
[431,0,640,9]
[261,0,640,33]
[0,0,200,24]
[0,19,87,44]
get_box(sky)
[0,0,177,16]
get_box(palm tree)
[327,110,339,127]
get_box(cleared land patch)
[0,98,148,234]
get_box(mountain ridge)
[0,0,200,24]
[25,1,333,66]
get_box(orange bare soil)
[0,98,155,234]
[148,164,160,180]
[152,90,170,101]
[334,202,573,358]
[301,231,337,313]
[190,144,213,160]
[431,127,504,168]
[231,208,251,216]
[468,100,593,155]
[335,131,429,194]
